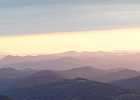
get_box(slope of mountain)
[60,66,107,81]
[59,67,140,83]
[112,76,140,90]
[4,78,134,100]
[100,69,140,82]
[0,67,34,79]
[0,68,35,92]
[14,70,65,88]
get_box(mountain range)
[1,51,140,70]
[0,66,139,89]
[1,52,140,99]
[3,78,138,100]
[0,66,139,100]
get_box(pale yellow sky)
[1,28,140,55]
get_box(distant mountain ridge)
[1,51,140,70]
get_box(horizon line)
[1,50,140,57]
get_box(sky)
[0,0,140,35]
[0,0,140,55]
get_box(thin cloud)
[0,0,140,35]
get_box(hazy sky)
[0,0,140,35]
[0,0,140,54]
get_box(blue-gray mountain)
[2,79,138,100]
[0,67,139,100]
[112,76,140,91]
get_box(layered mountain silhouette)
[0,67,139,100]
[0,66,139,91]
[1,52,140,100]
[4,79,135,100]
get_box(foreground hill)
[4,78,136,100]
